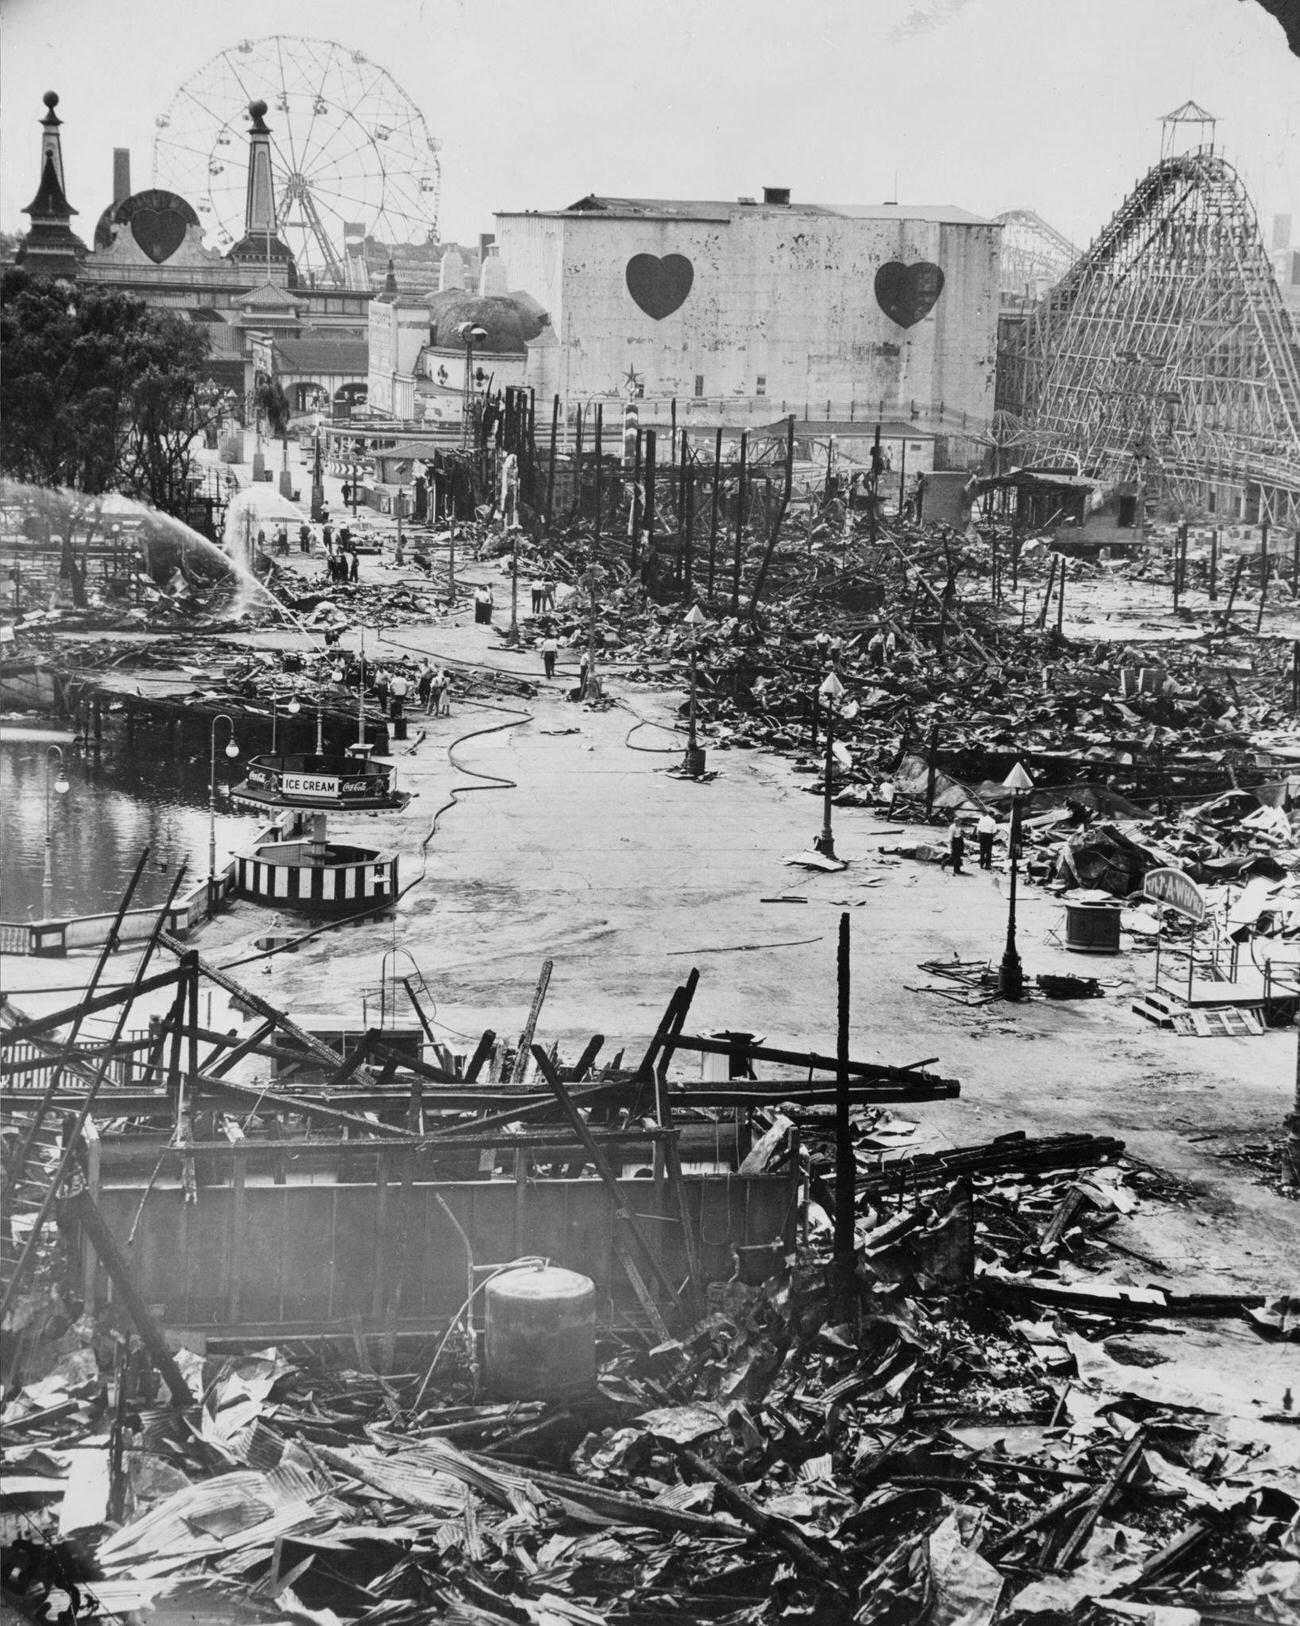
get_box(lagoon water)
[0,723,257,920]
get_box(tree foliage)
[0,270,225,517]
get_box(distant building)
[365,248,546,426]
[1269,214,1300,322]
[15,92,371,417]
[495,188,1002,465]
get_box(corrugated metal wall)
[91,1172,794,1329]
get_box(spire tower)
[18,92,87,278]
[226,99,296,285]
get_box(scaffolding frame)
[1019,149,1300,527]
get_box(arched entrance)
[333,382,368,420]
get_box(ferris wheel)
[152,36,441,287]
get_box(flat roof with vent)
[496,193,994,227]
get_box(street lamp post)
[354,625,368,748]
[458,324,487,450]
[814,670,846,859]
[270,694,300,757]
[998,761,1035,1002]
[323,659,348,756]
[683,603,708,776]
[41,746,71,919]
[310,412,325,521]
[207,714,240,911]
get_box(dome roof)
[94,188,200,254]
[427,291,548,354]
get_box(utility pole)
[833,912,856,1319]
[731,430,747,612]
[579,563,606,702]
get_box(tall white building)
[495,188,1002,449]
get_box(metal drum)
[484,1265,597,1400]
[1064,901,1122,955]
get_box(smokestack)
[113,148,130,205]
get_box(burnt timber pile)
[2,923,1298,1621]
[2,868,1298,1622]
[1,917,959,1349]
[4,406,1300,1622]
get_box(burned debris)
[5,356,1300,1626]
[3,878,1298,1623]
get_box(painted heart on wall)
[874,261,945,328]
[626,253,694,320]
[130,206,188,265]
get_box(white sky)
[3,0,1297,254]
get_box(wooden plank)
[510,960,554,1084]
[532,1044,685,1320]
[200,1074,416,1139]
[463,1029,496,1083]
[654,973,704,1319]
[669,1032,958,1091]
[70,1187,194,1407]
[1,967,185,1046]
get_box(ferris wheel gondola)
[152,35,441,286]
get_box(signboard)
[1143,867,1207,923]
[282,773,339,798]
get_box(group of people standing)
[341,656,451,721]
[528,576,558,614]
[253,514,360,583]
[321,517,359,584]
[941,811,1001,875]
[866,626,899,669]
[416,660,451,717]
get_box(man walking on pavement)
[976,810,998,869]
[539,631,558,679]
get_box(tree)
[119,315,225,515]
[0,269,224,518]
